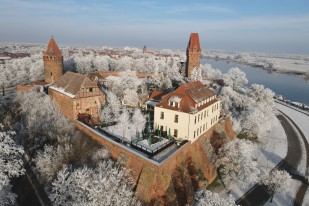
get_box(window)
[89,88,93,92]
[194,131,196,138]
[200,126,202,133]
[169,101,173,106]
[174,115,178,123]
[194,116,197,124]
[197,129,199,136]
[160,126,164,131]
[160,111,164,119]
[204,111,206,118]
[175,102,179,108]
[174,129,178,137]
[203,124,205,131]
[50,72,52,76]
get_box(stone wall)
[76,118,234,206]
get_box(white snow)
[138,138,169,149]
[105,124,137,142]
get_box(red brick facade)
[43,36,64,84]
[186,33,201,78]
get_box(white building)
[153,81,220,142]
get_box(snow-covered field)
[203,50,309,78]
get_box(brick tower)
[186,33,201,78]
[43,36,63,84]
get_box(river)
[201,58,309,105]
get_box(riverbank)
[202,51,309,80]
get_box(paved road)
[280,112,309,206]
[236,114,304,206]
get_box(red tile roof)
[187,33,201,52]
[155,81,217,114]
[149,90,167,101]
[43,36,62,57]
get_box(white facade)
[154,99,221,143]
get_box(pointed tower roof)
[187,33,201,51]
[43,36,62,57]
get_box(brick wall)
[44,56,63,84]
[75,118,234,205]
[49,88,74,119]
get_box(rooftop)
[43,36,62,57]
[187,33,201,52]
[155,81,217,113]
[49,71,97,98]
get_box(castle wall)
[48,88,74,119]
[75,118,234,205]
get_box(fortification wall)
[76,117,234,206]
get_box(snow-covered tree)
[0,129,25,205]
[194,189,237,206]
[74,54,94,74]
[219,81,275,139]
[34,144,73,183]
[100,106,113,126]
[131,109,146,134]
[123,89,140,107]
[216,139,260,188]
[260,169,292,202]
[190,68,203,82]
[93,56,110,71]
[50,160,141,206]
[200,64,222,80]
[107,70,142,102]
[223,67,248,90]
[117,108,130,139]
[103,91,121,121]
[1,54,44,87]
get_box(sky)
[1,0,309,54]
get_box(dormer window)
[169,101,173,106]
[175,102,179,108]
